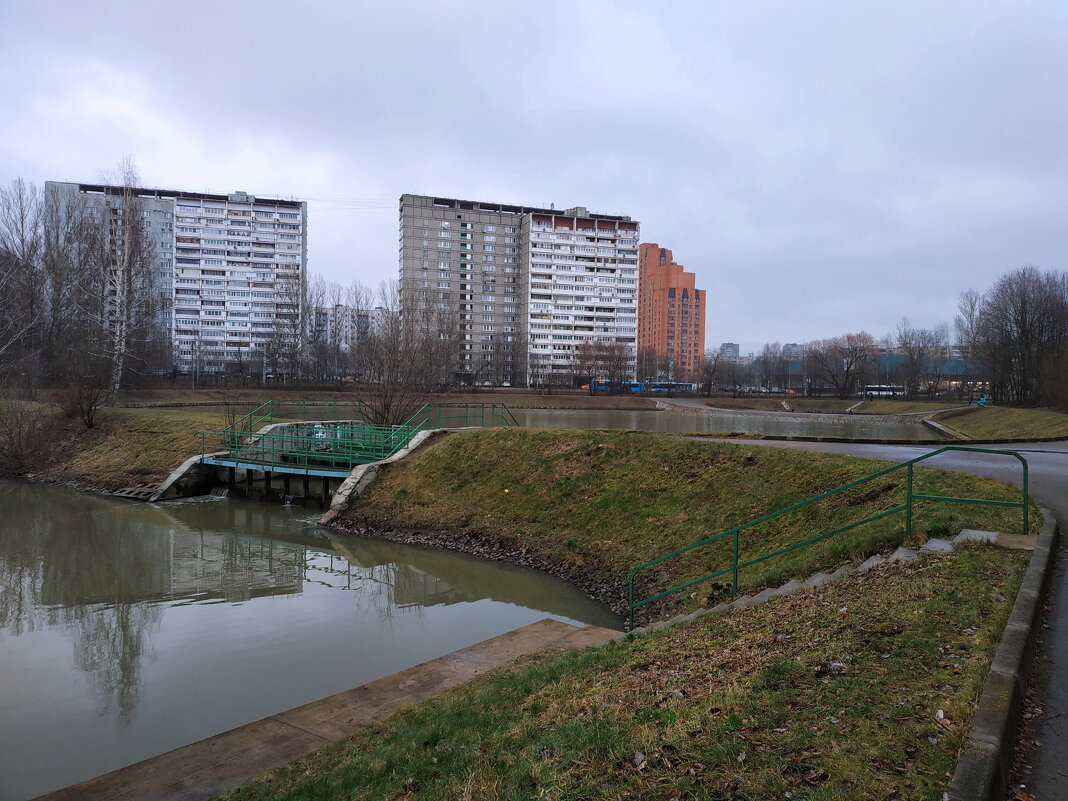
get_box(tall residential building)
[46,182,307,373]
[719,342,741,360]
[637,243,706,379]
[782,342,803,361]
[399,195,639,386]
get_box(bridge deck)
[200,456,353,478]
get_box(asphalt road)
[721,436,1068,797]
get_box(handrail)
[627,446,1030,630]
[204,402,518,474]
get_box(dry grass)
[934,405,1068,440]
[346,429,1037,616]
[219,546,1024,801]
[40,407,227,489]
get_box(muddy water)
[0,480,617,801]
[510,407,941,440]
[160,402,942,440]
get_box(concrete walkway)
[34,618,618,801]
[702,436,1068,797]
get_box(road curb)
[947,506,1059,801]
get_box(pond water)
[510,407,941,440]
[158,402,942,441]
[0,480,617,801]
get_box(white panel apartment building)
[46,182,307,373]
[399,194,639,386]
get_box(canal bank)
[4,410,1059,798]
[325,428,1039,625]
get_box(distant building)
[399,194,639,386]
[719,342,740,360]
[315,304,385,348]
[637,243,706,379]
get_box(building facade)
[47,182,307,374]
[637,243,706,380]
[719,342,741,360]
[399,195,639,386]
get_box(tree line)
[0,171,463,428]
[699,266,1068,406]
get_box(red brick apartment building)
[637,243,706,379]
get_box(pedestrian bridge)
[199,401,518,478]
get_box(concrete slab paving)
[957,529,1000,544]
[33,618,618,801]
[996,532,1039,551]
[921,537,956,553]
[857,554,886,572]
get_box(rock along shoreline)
[326,514,650,624]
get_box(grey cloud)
[2,0,1066,349]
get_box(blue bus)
[591,379,644,392]
[645,381,695,393]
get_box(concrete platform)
[34,618,619,801]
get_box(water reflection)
[0,480,615,800]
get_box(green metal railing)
[223,399,377,440]
[203,421,421,473]
[401,402,520,430]
[627,446,1030,630]
[208,401,519,473]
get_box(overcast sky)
[2,1,1065,353]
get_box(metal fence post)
[732,530,739,596]
[905,463,914,537]
[1022,462,1029,537]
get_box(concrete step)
[889,547,920,562]
[857,554,887,572]
[830,565,854,580]
[750,586,780,604]
[111,486,159,500]
[921,538,955,553]
[768,578,805,598]
[802,571,835,589]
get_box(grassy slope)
[935,405,1068,440]
[346,429,1036,614]
[44,407,228,489]
[219,546,1024,801]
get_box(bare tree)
[954,289,984,400]
[699,348,721,395]
[971,266,1068,405]
[0,179,43,391]
[805,331,877,399]
[91,160,165,404]
[360,280,458,424]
